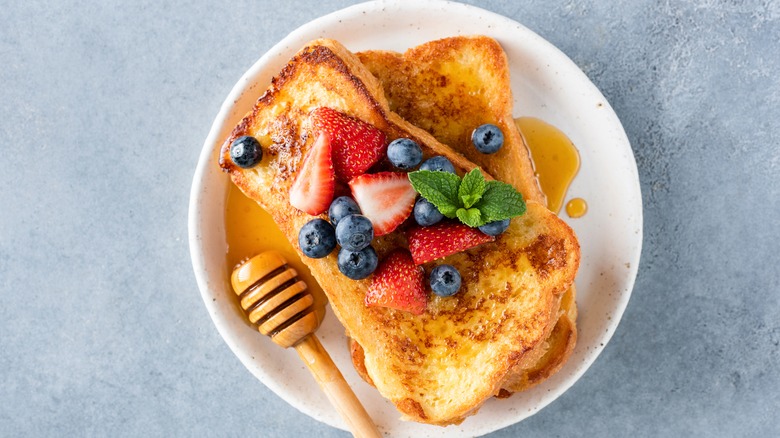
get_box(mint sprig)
[408,168,526,228]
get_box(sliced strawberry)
[349,172,416,236]
[406,222,495,265]
[366,249,427,315]
[310,107,387,181]
[289,132,335,215]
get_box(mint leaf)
[456,207,484,227]
[458,169,486,208]
[408,170,461,218]
[475,181,527,222]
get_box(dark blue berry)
[337,246,378,280]
[230,136,263,168]
[478,219,511,236]
[387,138,423,170]
[471,124,504,154]
[430,264,461,296]
[298,219,336,258]
[335,214,374,251]
[328,196,361,226]
[413,197,444,227]
[419,156,456,173]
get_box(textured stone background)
[1,0,778,436]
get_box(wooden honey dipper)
[231,251,381,438]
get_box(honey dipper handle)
[295,335,381,438]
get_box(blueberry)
[478,218,511,236]
[298,219,336,258]
[387,138,423,170]
[335,214,374,251]
[430,264,461,297]
[337,246,379,280]
[419,156,456,173]
[230,136,263,168]
[471,124,504,154]
[328,196,361,226]
[413,197,443,227]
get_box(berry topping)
[310,107,387,182]
[419,156,456,173]
[471,124,504,154]
[406,222,495,265]
[349,172,416,236]
[387,138,423,170]
[429,264,462,297]
[478,218,511,236]
[298,218,337,258]
[335,214,374,252]
[366,250,427,315]
[328,196,361,227]
[289,132,335,215]
[230,136,263,168]
[337,246,379,280]
[413,197,444,227]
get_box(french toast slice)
[357,36,577,394]
[219,39,580,425]
[356,36,545,205]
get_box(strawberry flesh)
[349,172,416,236]
[366,249,427,315]
[310,107,387,182]
[289,132,335,215]
[406,222,495,265]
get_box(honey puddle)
[515,117,585,217]
[565,198,588,218]
[225,184,329,319]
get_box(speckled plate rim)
[189,1,642,436]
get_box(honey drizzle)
[565,198,588,218]
[224,184,328,322]
[515,117,583,216]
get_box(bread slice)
[356,36,545,204]
[219,39,580,425]
[357,36,577,394]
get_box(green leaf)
[456,207,485,227]
[458,169,486,208]
[474,180,527,222]
[408,170,462,218]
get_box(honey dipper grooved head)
[231,251,319,348]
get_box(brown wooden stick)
[231,252,381,438]
[296,335,382,438]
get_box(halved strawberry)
[406,222,495,265]
[289,132,335,215]
[310,107,387,181]
[366,249,427,315]
[349,172,416,236]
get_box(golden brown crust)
[357,36,546,204]
[219,39,579,426]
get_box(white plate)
[189,1,642,436]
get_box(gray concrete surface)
[1,0,778,436]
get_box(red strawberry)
[366,249,427,315]
[406,222,495,265]
[349,172,416,236]
[310,107,387,181]
[289,132,335,215]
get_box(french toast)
[357,36,577,394]
[218,39,579,425]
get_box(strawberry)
[366,249,427,315]
[349,172,416,236]
[289,132,335,215]
[310,107,387,181]
[406,222,495,265]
